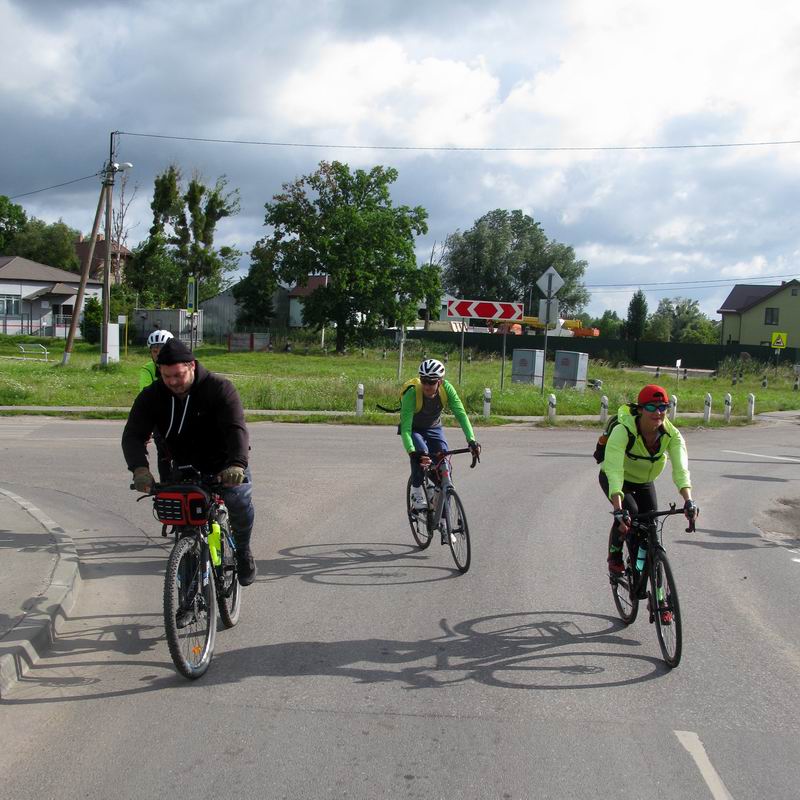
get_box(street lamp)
[100,158,132,365]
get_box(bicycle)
[406,447,479,573]
[610,503,696,669]
[134,466,242,679]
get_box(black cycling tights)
[598,471,657,556]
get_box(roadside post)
[547,393,556,422]
[703,393,712,424]
[600,394,608,425]
[747,393,755,421]
[356,383,364,416]
[669,394,678,421]
[483,387,492,418]
[724,393,732,423]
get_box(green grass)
[0,333,797,418]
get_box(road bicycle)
[610,504,696,669]
[135,466,241,679]
[406,447,479,574]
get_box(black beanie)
[156,338,195,365]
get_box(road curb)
[0,488,81,698]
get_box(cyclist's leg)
[599,472,629,573]
[220,467,256,585]
[422,426,449,463]
[409,431,428,487]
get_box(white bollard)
[547,393,557,422]
[356,383,364,416]
[600,395,609,425]
[747,393,755,421]
[724,393,732,423]
[703,393,712,424]
[669,395,678,421]
[483,387,492,418]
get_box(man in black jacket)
[122,338,257,585]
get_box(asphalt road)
[0,417,799,799]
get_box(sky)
[2,0,800,320]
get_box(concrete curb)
[0,488,81,698]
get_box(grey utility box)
[553,350,589,391]
[512,349,545,384]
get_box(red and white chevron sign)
[446,299,524,321]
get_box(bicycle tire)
[164,534,217,679]
[444,489,471,573]
[611,556,639,624]
[216,517,241,629]
[650,550,682,668]
[406,475,433,549]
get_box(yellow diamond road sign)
[771,332,787,349]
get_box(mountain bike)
[134,466,241,679]
[406,447,479,573]
[610,504,696,669]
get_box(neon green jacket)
[139,360,158,391]
[601,404,691,500]
[399,378,475,453]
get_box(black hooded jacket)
[122,362,249,475]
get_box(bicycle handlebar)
[626,503,697,533]
[432,447,480,469]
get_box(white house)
[0,256,103,337]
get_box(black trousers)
[598,471,657,558]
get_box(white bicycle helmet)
[147,329,174,347]
[419,358,446,379]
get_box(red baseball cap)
[638,384,669,405]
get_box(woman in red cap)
[598,384,697,575]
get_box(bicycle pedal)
[161,524,169,538]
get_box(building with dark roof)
[0,256,103,336]
[717,280,800,346]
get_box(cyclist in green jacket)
[139,329,173,390]
[599,384,697,576]
[402,358,480,510]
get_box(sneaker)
[236,548,257,586]
[410,486,427,510]
[660,610,673,625]
[607,554,624,576]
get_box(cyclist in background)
[599,384,697,576]
[401,358,480,510]
[139,329,173,390]
[139,329,174,481]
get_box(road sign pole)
[541,274,552,395]
[501,329,507,390]
[459,320,465,384]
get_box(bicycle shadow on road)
[254,541,465,585]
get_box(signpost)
[535,267,564,394]
[771,331,787,371]
[447,299,523,385]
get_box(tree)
[679,316,719,344]
[111,172,138,284]
[253,160,430,352]
[441,209,589,318]
[625,289,648,340]
[9,217,81,271]
[644,298,675,341]
[127,165,241,306]
[0,195,27,254]
[232,239,279,329]
[79,296,102,344]
[125,233,183,308]
[592,309,623,339]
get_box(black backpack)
[593,407,662,464]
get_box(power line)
[8,172,101,200]
[585,272,797,289]
[117,129,800,153]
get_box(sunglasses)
[642,402,669,413]
[420,377,440,386]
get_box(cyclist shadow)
[209,610,668,691]
[255,541,465,584]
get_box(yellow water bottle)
[208,521,222,567]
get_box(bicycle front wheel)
[217,517,241,629]
[650,550,682,668]
[444,489,471,573]
[164,535,217,679]
[406,476,433,550]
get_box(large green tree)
[441,209,590,318]
[232,239,279,329]
[8,217,81,271]
[0,195,28,254]
[625,289,648,340]
[252,160,432,352]
[592,309,623,339]
[126,166,241,307]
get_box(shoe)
[236,548,257,586]
[410,486,427,511]
[607,553,624,576]
[660,610,673,625]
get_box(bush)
[80,297,102,344]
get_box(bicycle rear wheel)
[611,557,639,624]
[217,517,241,629]
[164,534,216,679]
[650,550,682,668]
[406,476,433,549]
[444,489,471,573]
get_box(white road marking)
[721,449,800,463]
[674,730,735,800]
[793,558,800,564]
